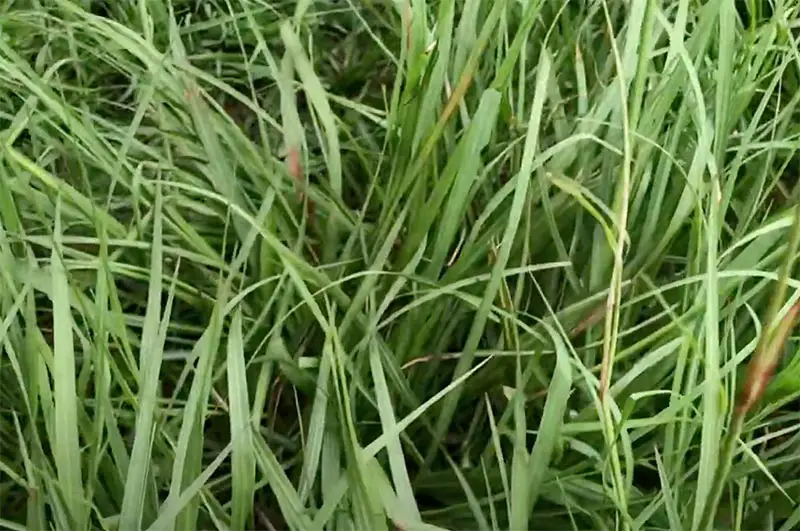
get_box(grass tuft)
[2,1,800,529]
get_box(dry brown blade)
[286,146,321,262]
[400,353,461,370]
[738,300,800,416]
[570,303,606,337]
[400,302,607,371]
[287,146,313,217]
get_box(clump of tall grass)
[0,1,800,530]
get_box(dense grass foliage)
[2,0,800,529]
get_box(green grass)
[2,0,800,529]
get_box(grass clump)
[2,1,800,530]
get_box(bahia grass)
[1,1,800,530]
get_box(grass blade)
[119,183,167,530]
[226,308,256,530]
[51,197,84,529]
